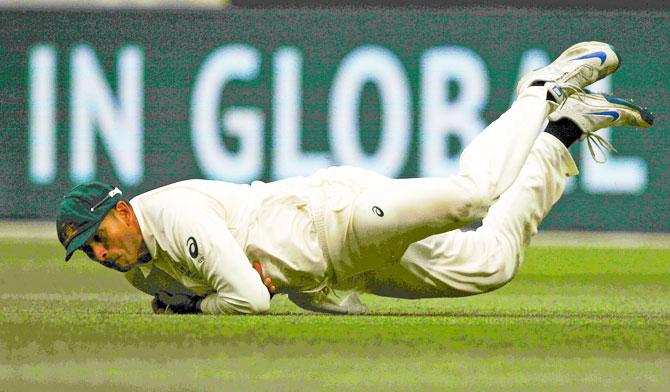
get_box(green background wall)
[0,9,667,231]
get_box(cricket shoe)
[516,41,621,106]
[548,91,654,161]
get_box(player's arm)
[175,208,270,315]
[251,261,366,315]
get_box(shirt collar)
[130,197,157,259]
[130,197,157,279]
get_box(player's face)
[80,203,144,272]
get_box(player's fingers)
[269,285,276,293]
[252,261,263,276]
[264,277,272,287]
[152,298,167,314]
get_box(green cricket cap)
[56,182,123,261]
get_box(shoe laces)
[582,131,617,163]
[556,64,598,98]
[557,80,616,164]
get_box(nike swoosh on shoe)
[588,110,620,120]
[570,51,608,65]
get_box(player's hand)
[252,261,276,297]
[151,295,168,314]
[155,291,203,314]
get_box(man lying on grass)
[56,41,653,314]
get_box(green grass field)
[0,235,668,391]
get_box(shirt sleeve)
[173,206,270,315]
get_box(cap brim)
[64,223,101,261]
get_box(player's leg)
[353,132,576,298]
[343,42,621,274]
[353,91,654,298]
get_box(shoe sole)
[602,94,655,127]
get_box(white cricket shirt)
[129,179,330,314]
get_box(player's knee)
[483,249,522,291]
[470,235,523,292]
[488,262,518,290]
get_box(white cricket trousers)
[313,85,578,296]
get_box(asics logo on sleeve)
[187,237,199,258]
[588,111,620,120]
[570,51,607,65]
